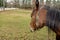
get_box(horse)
[30,0,60,40]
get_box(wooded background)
[0,0,60,9]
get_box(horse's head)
[30,5,49,32]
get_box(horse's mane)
[45,5,60,32]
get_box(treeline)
[45,0,60,9]
[0,0,60,9]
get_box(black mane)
[46,6,60,32]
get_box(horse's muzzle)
[30,27,36,32]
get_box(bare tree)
[32,0,36,9]
[3,0,7,10]
[46,0,51,6]
[40,0,44,5]
[14,0,20,8]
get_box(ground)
[0,9,55,40]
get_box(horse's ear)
[35,0,39,10]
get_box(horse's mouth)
[30,26,43,32]
[30,27,39,32]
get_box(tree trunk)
[32,0,36,9]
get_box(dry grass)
[0,9,56,40]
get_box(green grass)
[0,9,56,40]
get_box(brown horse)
[30,0,60,40]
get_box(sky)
[7,0,13,2]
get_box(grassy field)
[0,9,55,40]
